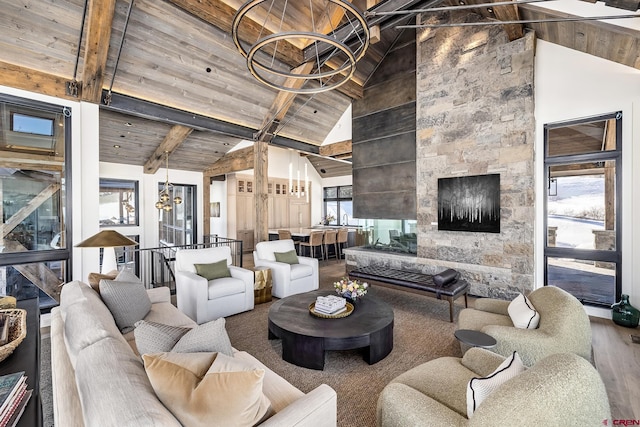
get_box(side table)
[454,329,497,349]
[253,267,272,304]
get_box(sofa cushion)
[195,259,231,281]
[466,351,526,417]
[508,293,540,329]
[75,336,181,426]
[290,263,313,280]
[100,279,152,333]
[274,250,299,265]
[172,318,234,357]
[207,277,247,299]
[134,320,191,355]
[62,283,126,369]
[142,352,272,427]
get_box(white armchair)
[253,239,319,298]
[175,246,254,323]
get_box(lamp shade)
[76,230,138,274]
[76,230,138,248]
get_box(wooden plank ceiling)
[0,0,639,176]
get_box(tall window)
[323,185,353,225]
[544,112,622,307]
[0,94,72,309]
[158,183,196,246]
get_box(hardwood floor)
[591,317,640,420]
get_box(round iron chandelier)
[232,0,370,94]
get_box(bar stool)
[278,229,300,254]
[323,230,339,261]
[337,228,348,259]
[299,231,324,259]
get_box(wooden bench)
[348,266,469,322]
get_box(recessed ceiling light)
[113,144,121,149]
[223,143,230,146]
[487,7,493,13]
[124,122,132,127]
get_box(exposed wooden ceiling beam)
[257,61,315,142]
[143,125,194,174]
[489,0,523,41]
[0,61,76,101]
[203,146,254,177]
[81,0,117,103]
[319,139,352,157]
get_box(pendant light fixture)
[155,151,182,211]
[232,0,370,94]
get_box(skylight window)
[10,113,54,136]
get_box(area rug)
[38,261,465,427]
[225,262,464,427]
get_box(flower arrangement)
[334,277,368,301]
[322,214,336,225]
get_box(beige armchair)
[458,286,592,366]
[377,348,610,426]
[253,239,318,298]
[175,246,254,323]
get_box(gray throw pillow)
[100,279,152,334]
[194,259,231,281]
[115,270,143,283]
[274,250,299,265]
[134,320,191,355]
[172,318,233,357]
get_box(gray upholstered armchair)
[458,286,592,366]
[377,348,610,426]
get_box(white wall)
[534,40,640,318]
[209,180,227,236]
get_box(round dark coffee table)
[454,329,497,349]
[268,290,394,370]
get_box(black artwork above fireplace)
[438,174,500,233]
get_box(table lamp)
[76,230,138,274]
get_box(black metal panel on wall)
[351,31,416,220]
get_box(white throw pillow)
[507,293,540,329]
[466,351,526,417]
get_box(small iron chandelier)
[155,151,182,211]
[232,0,369,94]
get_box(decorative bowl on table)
[0,309,27,363]
[334,277,368,303]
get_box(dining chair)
[337,228,348,259]
[299,231,324,259]
[323,230,339,261]
[278,229,300,254]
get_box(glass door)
[544,112,622,307]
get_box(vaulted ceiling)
[0,0,638,177]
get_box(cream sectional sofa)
[51,280,337,427]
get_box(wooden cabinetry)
[229,174,311,247]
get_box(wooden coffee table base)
[268,290,394,370]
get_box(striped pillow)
[466,351,526,417]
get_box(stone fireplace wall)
[416,12,536,298]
